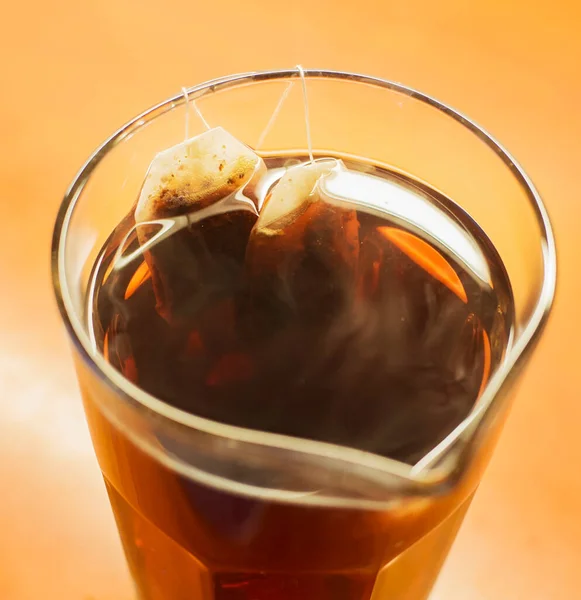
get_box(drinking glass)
[52,69,556,600]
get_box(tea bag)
[135,127,263,222]
[134,127,265,325]
[207,158,361,442]
[245,158,360,336]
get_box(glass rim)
[51,68,557,491]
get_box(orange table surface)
[1,1,579,599]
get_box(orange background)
[0,1,579,599]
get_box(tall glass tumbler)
[52,70,556,600]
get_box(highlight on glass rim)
[50,67,556,600]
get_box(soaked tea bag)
[245,158,360,336]
[134,127,265,325]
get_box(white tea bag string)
[296,65,314,163]
[256,81,294,150]
[193,99,211,131]
[181,87,191,140]
[181,85,212,137]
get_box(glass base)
[106,478,472,600]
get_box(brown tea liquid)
[86,154,513,600]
